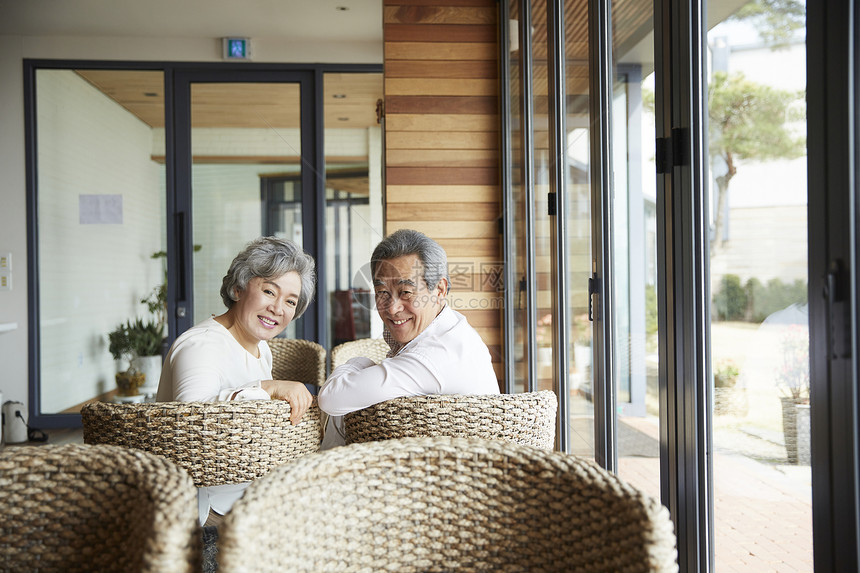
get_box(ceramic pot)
[131,354,163,397]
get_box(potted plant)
[108,247,198,398]
[713,358,747,416]
[775,324,810,464]
[108,317,164,399]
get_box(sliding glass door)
[705,1,812,569]
[507,0,816,569]
[27,63,383,426]
[29,66,168,422]
[172,70,322,342]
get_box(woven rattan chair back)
[268,338,326,386]
[330,338,389,370]
[81,400,322,487]
[218,437,678,572]
[0,443,200,572]
[343,390,558,450]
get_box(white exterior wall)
[708,23,808,289]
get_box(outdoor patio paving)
[618,416,813,573]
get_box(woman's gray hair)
[220,236,316,317]
[370,229,449,291]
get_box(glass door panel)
[508,0,529,393]
[608,0,660,498]
[34,68,166,416]
[563,0,595,458]
[531,0,554,397]
[323,72,384,353]
[706,1,812,569]
[189,82,303,338]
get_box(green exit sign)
[222,37,252,60]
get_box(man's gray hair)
[371,229,449,291]
[220,236,316,317]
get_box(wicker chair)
[218,437,678,572]
[330,337,389,370]
[343,390,558,450]
[81,400,322,487]
[0,444,200,572]
[268,338,327,386]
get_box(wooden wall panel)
[385,25,497,43]
[386,114,499,131]
[383,0,503,388]
[385,42,497,60]
[387,149,498,168]
[386,61,498,79]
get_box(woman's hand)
[261,380,313,424]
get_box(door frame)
[170,67,324,343]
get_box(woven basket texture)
[343,390,558,450]
[268,338,327,386]
[0,443,200,573]
[81,400,322,487]
[218,436,678,573]
[330,338,389,370]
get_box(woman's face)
[231,271,302,343]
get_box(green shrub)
[746,277,807,322]
[645,284,658,335]
[713,274,747,320]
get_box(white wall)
[0,32,382,416]
[37,69,162,412]
[0,37,29,407]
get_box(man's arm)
[317,354,440,416]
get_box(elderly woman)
[156,235,316,525]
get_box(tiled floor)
[617,417,813,573]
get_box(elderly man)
[318,228,499,448]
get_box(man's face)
[373,254,447,345]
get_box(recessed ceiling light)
[332,94,347,99]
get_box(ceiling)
[1,0,385,129]
[0,0,382,43]
[1,0,749,129]
[75,69,383,129]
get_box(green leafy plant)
[108,318,163,363]
[645,285,658,335]
[108,317,163,397]
[713,274,748,321]
[108,317,162,397]
[745,277,807,323]
[730,0,805,49]
[107,248,173,375]
[714,359,740,389]
[141,246,199,329]
[140,256,167,330]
